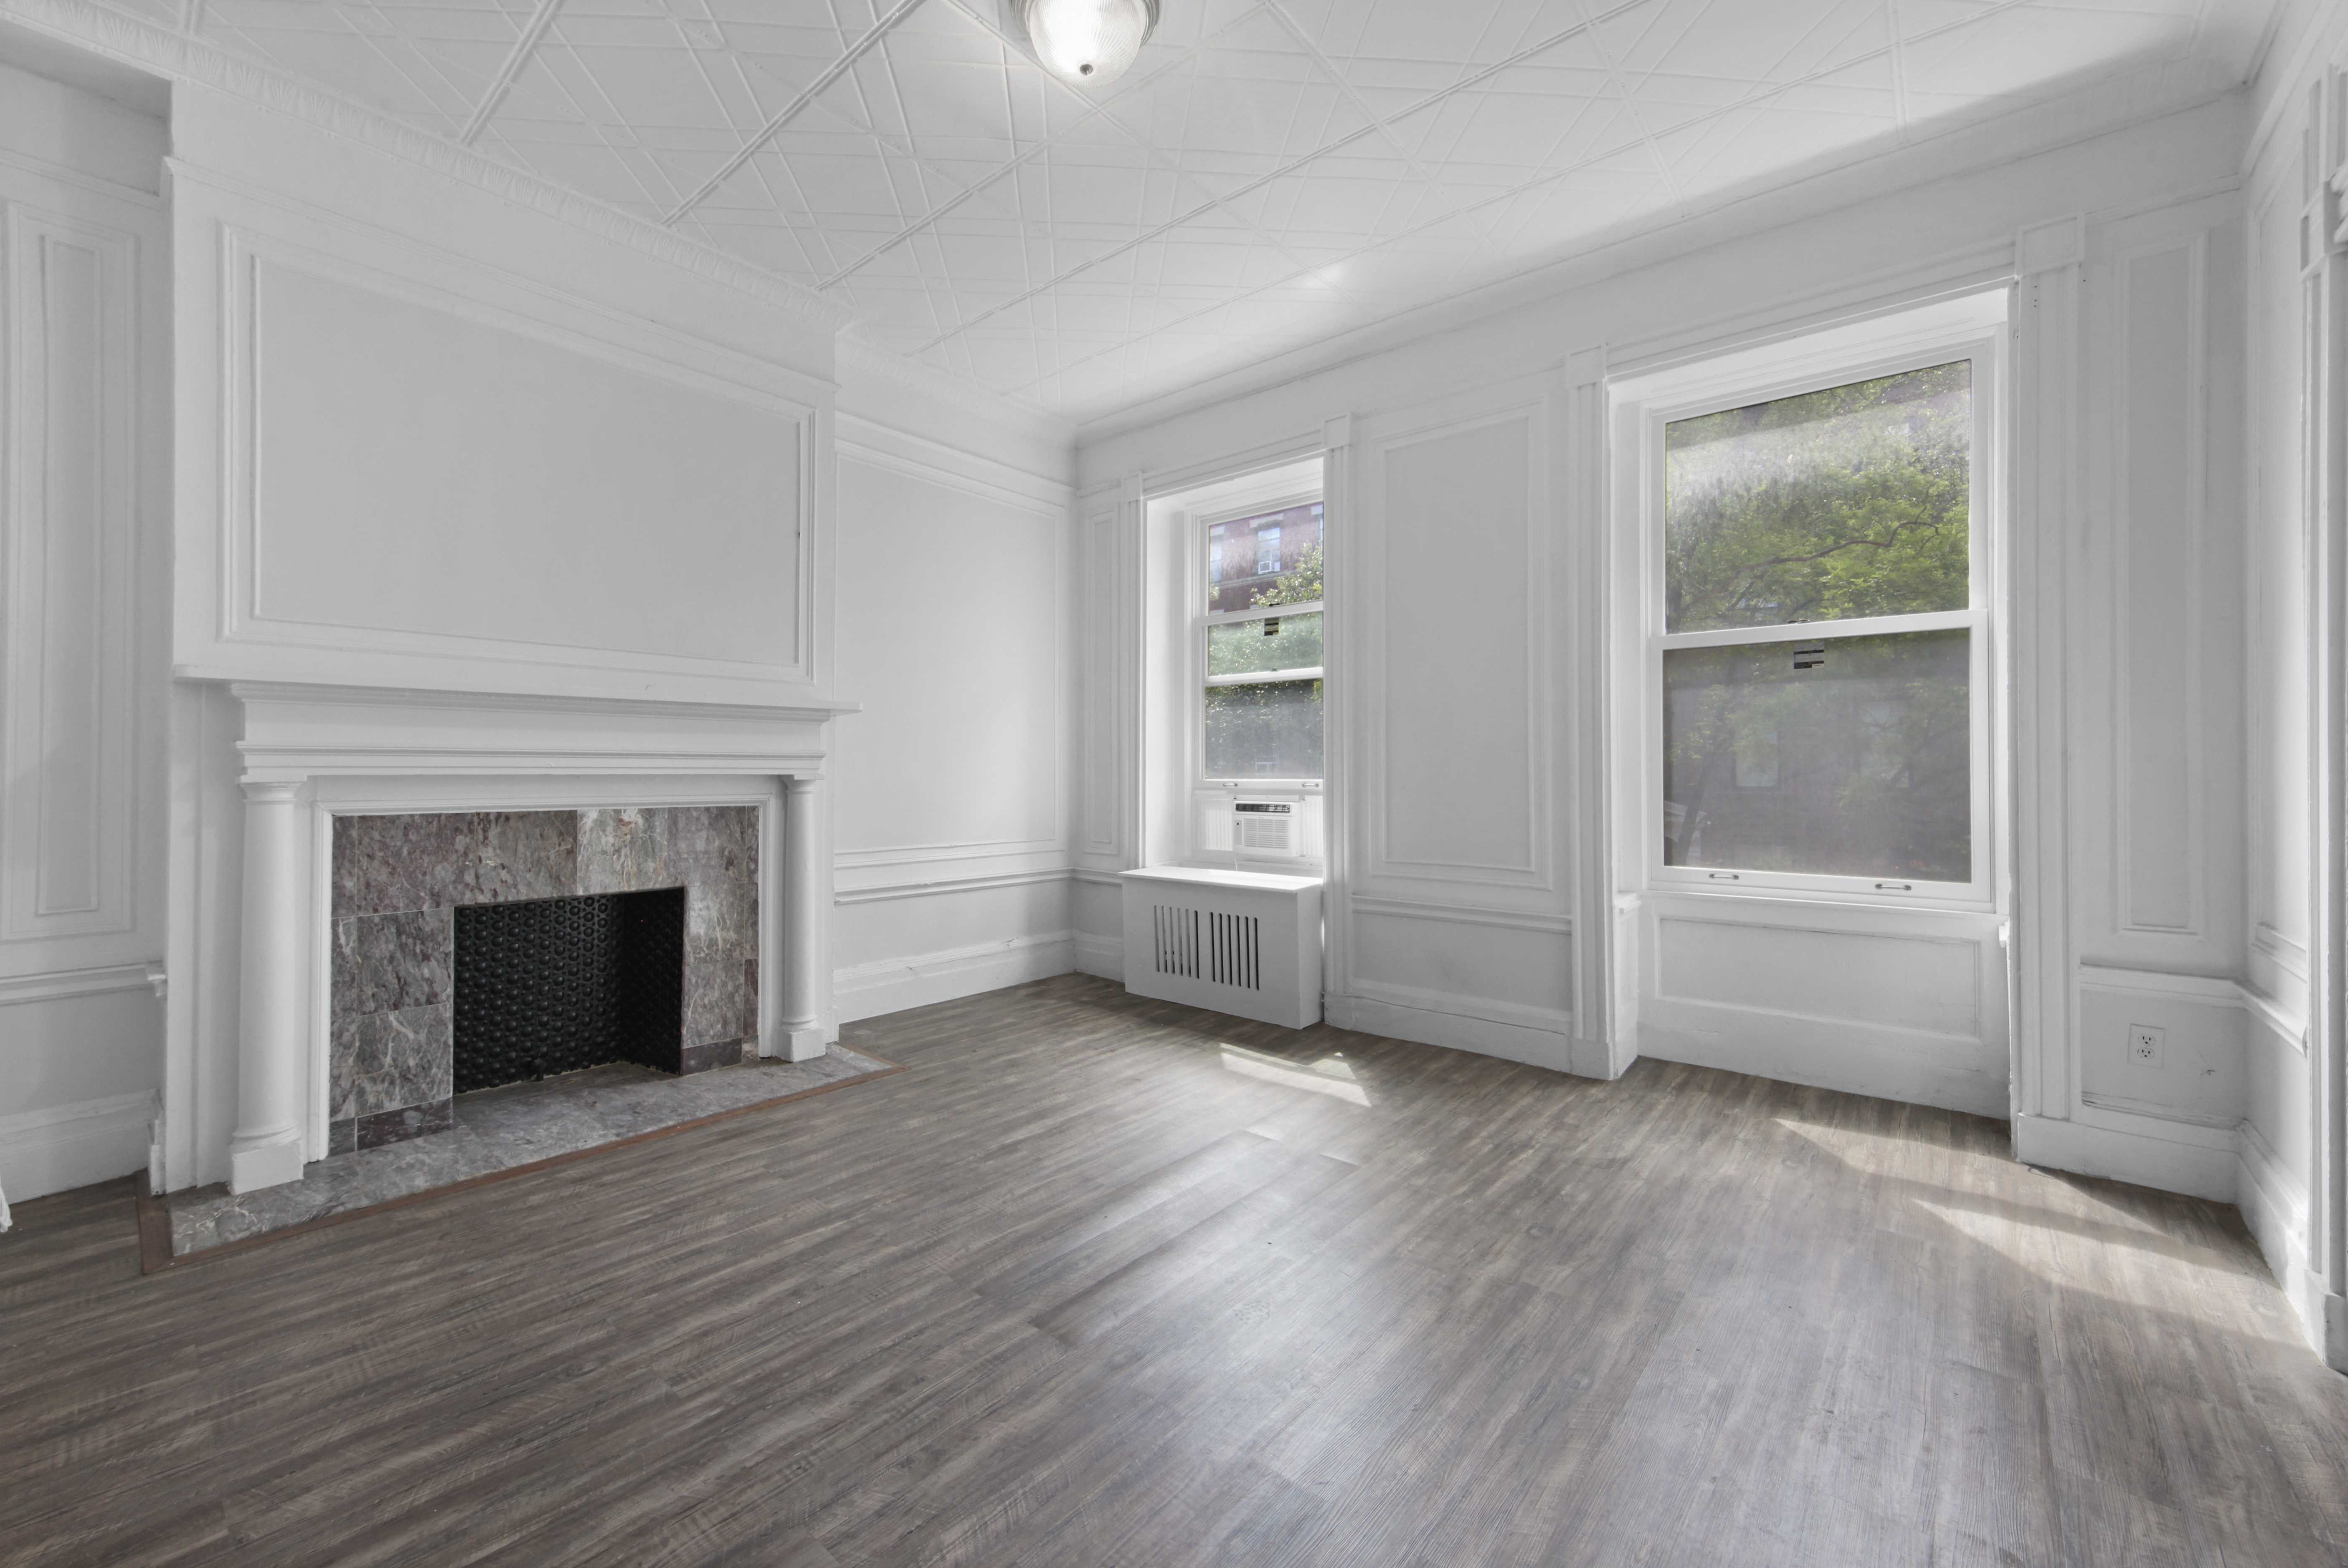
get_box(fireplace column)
[230,778,310,1192]
[778,775,826,1061]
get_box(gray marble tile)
[577,807,678,895]
[680,1039,745,1075]
[683,944,757,1052]
[334,812,475,916]
[164,1048,892,1256]
[464,812,580,906]
[355,1097,453,1149]
[332,1003,453,1122]
[332,908,452,1016]
[332,812,578,917]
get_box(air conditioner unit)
[1119,866,1323,1028]
[1232,799,1297,867]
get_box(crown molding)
[0,0,857,333]
[835,332,1070,439]
[1073,53,2245,442]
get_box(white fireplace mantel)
[203,681,859,1194]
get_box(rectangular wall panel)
[832,454,1064,869]
[241,257,806,674]
[1376,414,1537,876]
[1656,917,1982,1037]
[2120,243,2198,932]
[4,213,136,942]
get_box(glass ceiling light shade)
[1021,0,1158,86]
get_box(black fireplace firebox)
[453,888,686,1093]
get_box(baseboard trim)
[1073,931,1121,980]
[2235,1121,2340,1365]
[834,932,1075,1023]
[1325,990,1576,1075]
[2011,1109,2237,1203]
[0,1089,157,1205]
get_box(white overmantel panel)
[167,95,840,708]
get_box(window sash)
[1206,597,1323,628]
[1646,341,1995,903]
[1205,667,1325,688]
[1658,606,1975,652]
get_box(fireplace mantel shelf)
[223,680,862,782]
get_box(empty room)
[5,0,2348,1561]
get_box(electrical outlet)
[2128,1024,2165,1068]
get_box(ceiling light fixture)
[1020,0,1158,86]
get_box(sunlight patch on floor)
[1220,1045,1372,1106]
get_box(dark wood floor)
[6,974,2345,1566]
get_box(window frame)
[1633,311,2006,911]
[1190,488,1327,790]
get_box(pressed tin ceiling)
[124,0,2274,421]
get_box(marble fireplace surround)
[329,805,761,1155]
[223,682,856,1195]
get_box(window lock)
[1792,644,1826,670]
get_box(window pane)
[1209,502,1323,613]
[1665,362,1970,632]
[1663,629,1969,881]
[1208,611,1323,677]
[1205,679,1323,780]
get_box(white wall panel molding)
[0,147,160,213]
[1346,895,1570,935]
[0,1087,155,1202]
[1562,343,1625,1078]
[831,449,1069,880]
[1356,393,1559,899]
[0,962,158,1005]
[2093,222,2218,941]
[2255,920,2313,978]
[833,930,1075,1025]
[177,200,827,701]
[2,199,139,946]
[0,0,853,334]
[834,868,1071,906]
[2011,217,2084,1132]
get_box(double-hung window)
[1648,330,1997,901]
[1202,500,1325,783]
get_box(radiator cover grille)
[1151,904,1261,990]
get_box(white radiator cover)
[1118,867,1324,1029]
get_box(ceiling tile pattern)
[155,0,2273,420]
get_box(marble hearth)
[329,806,760,1154]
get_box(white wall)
[0,57,169,1203]
[829,353,1079,1022]
[2231,0,2348,1366]
[1078,94,2254,1186]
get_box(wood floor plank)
[4,973,2344,1567]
